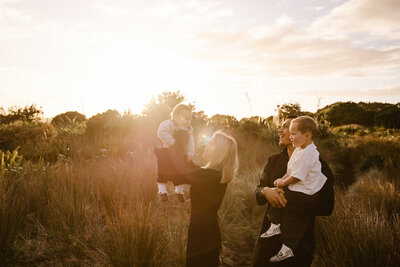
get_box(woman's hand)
[261,187,287,208]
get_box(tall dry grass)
[219,168,266,266]
[2,150,192,265]
[1,123,400,266]
[314,169,400,267]
[0,150,26,263]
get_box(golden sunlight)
[81,46,205,116]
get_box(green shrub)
[0,105,42,125]
[317,102,375,127]
[374,104,400,129]
[86,110,122,136]
[359,153,385,172]
[0,121,57,161]
[51,111,87,127]
[332,124,366,136]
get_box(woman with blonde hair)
[155,130,238,266]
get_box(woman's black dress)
[174,168,227,267]
[154,148,227,267]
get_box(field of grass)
[1,118,400,266]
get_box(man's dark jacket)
[252,148,335,267]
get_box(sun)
[80,44,208,117]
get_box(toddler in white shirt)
[261,116,327,262]
[156,103,194,203]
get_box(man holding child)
[252,116,335,266]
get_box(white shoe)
[269,245,294,262]
[260,223,281,238]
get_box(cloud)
[0,5,31,21]
[91,3,129,16]
[0,2,33,42]
[193,11,400,78]
[296,84,400,97]
[150,0,179,18]
[149,0,233,24]
[0,0,21,5]
[311,0,400,40]
[304,6,325,12]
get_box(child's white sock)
[175,184,184,194]
[158,183,167,194]
[270,223,279,228]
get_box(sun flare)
[80,46,209,116]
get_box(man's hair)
[291,116,318,138]
[171,103,192,120]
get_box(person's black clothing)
[154,147,195,184]
[267,190,318,250]
[153,150,226,267]
[252,148,334,267]
[155,129,192,183]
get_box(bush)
[0,104,43,124]
[51,111,87,127]
[0,121,57,161]
[208,114,239,129]
[316,124,335,140]
[317,102,374,127]
[374,104,400,129]
[332,124,366,136]
[238,116,274,133]
[86,110,122,136]
[359,153,385,172]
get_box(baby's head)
[171,104,192,128]
[289,116,318,148]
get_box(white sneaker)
[269,245,294,262]
[260,223,281,238]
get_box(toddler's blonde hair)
[171,103,192,120]
[291,116,318,138]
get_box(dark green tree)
[275,103,302,124]
[141,91,192,126]
[317,102,374,127]
[374,104,400,129]
[275,102,315,125]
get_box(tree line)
[1,93,399,132]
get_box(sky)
[1,0,400,119]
